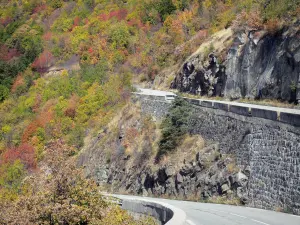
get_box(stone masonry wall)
[188,105,300,214]
[135,94,300,214]
[132,94,171,119]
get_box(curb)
[111,195,187,225]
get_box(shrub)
[31,50,54,72]
[156,97,192,160]
[108,22,130,49]
[1,144,36,170]
[0,85,9,102]
[0,160,25,200]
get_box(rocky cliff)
[79,95,300,215]
[172,21,300,102]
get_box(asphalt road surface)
[114,195,300,225]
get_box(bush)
[156,97,192,160]
[108,22,130,49]
[0,85,9,102]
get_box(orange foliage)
[32,50,54,72]
[248,10,263,30]
[99,9,128,22]
[64,94,79,119]
[265,19,281,34]
[22,108,53,143]
[2,143,36,169]
[32,94,42,113]
[72,16,81,30]
[11,74,24,93]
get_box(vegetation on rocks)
[157,97,192,160]
[0,0,299,222]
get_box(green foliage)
[0,160,25,200]
[262,0,300,20]
[67,124,85,149]
[0,85,9,102]
[81,59,108,84]
[52,13,73,32]
[108,21,130,48]
[156,0,177,21]
[48,0,63,9]
[157,97,192,160]
[142,0,176,23]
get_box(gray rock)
[172,22,300,103]
[221,183,230,193]
[176,173,183,183]
[165,166,175,177]
[233,172,248,187]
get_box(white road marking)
[251,219,270,225]
[230,213,247,218]
[186,219,199,225]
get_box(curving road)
[114,194,300,225]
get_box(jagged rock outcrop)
[79,94,300,214]
[92,144,249,204]
[172,53,227,96]
[172,21,300,102]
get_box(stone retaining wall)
[134,93,300,214]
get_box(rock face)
[172,22,300,102]
[105,149,249,204]
[79,95,300,215]
[172,53,227,97]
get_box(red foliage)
[0,45,21,61]
[127,19,149,32]
[22,109,53,143]
[2,144,36,169]
[32,4,47,14]
[88,47,93,54]
[99,9,128,21]
[0,16,12,26]
[109,9,128,21]
[99,13,109,21]
[71,16,81,30]
[74,16,80,26]
[43,32,52,41]
[11,74,24,93]
[32,50,54,72]
[265,19,280,34]
[64,94,79,119]
[196,30,208,39]
[64,108,76,118]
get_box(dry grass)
[206,196,241,206]
[238,98,299,109]
[152,64,180,90]
[227,162,239,173]
[160,134,205,170]
[190,28,233,60]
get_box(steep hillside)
[0,0,300,222]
